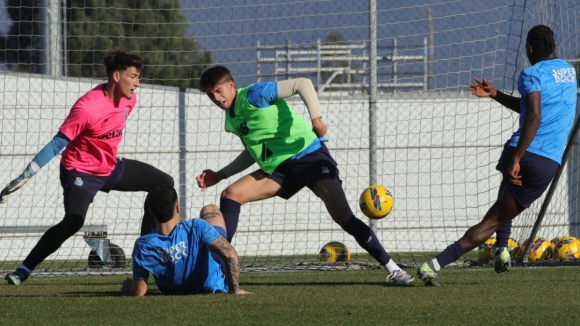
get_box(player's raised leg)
[218,170,282,242]
[109,159,174,235]
[312,178,415,284]
[199,204,227,230]
[198,204,231,273]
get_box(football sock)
[495,220,512,247]
[434,241,464,269]
[427,258,441,272]
[342,216,391,265]
[17,264,32,275]
[385,259,402,274]
[220,197,241,242]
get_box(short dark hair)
[145,186,178,224]
[199,65,234,92]
[102,49,143,77]
[527,25,556,60]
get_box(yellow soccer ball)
[549,236,577,258]
[553,237,580,261]
[523,237,551,262]
[478,238,497,261]
[506,238,523,259]
[318,242,351,263]
[359,185,394,219]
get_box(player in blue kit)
[121,185,251,295]
[417,25,577,285]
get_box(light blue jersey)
[509,58,577,164]
[246,82,278,108]
[132,219,227,295]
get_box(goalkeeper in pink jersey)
[2,49,174,286]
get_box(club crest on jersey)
[101,118,109,128]
[74,177,83,186]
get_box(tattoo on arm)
[201,211,220,220]
[209,236,241,293]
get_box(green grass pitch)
[1,266,579,325]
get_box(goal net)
[0,0,579,275]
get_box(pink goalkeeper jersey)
[59,84,136,176]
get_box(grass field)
[1,266,579,325]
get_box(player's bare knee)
[200,204,219,216]
[199,204,226,229]
[220,186,243,202]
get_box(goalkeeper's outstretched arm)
[0,131,70,204]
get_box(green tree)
[0,0,43,73]
[66,0,211,89]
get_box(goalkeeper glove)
[0,165,33,204]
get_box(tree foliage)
[0,1,211,89]
[0,0,43,73]
[66,0,211,89]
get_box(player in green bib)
[196,65,415,284]
[225,83,318,174]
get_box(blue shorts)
[496,144,559,208]
[262,143,341,199]
[59,158,126,197]
[213,226,227,238]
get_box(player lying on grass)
[122,185,251,296]
[195,65,415,284]
[2,49,174,286]
[417,25,577,286]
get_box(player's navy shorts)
[261,142,340,199]
[495,144,559,208]
[59,158,126,197]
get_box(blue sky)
[1,0,578,90]
[178,0,580,90]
